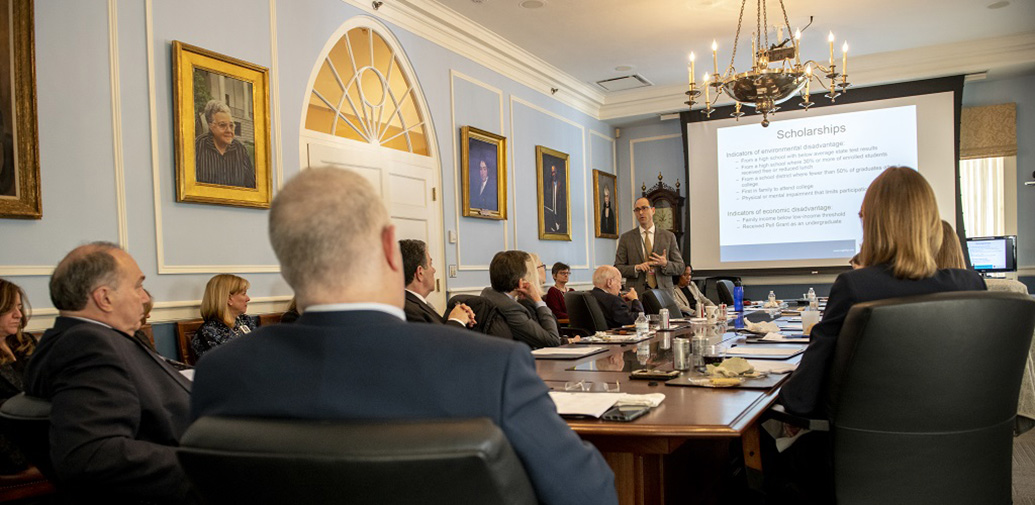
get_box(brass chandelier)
[686,0,849,127]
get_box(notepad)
[548,392,621,418]
[531,346,607,359]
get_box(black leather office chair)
[715,280,736,305]
[641,288,684,316]
[776,291,1035,504]
[0,393,57,483]
[564,291,609,333]
[178,416,537,505]
[447,294,513,340]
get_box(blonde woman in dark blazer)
[192,274,256,360]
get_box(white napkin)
[745,320,780,333]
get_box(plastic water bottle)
[768,290,777,306]
[635,312,649,338]
[807,287,818,310]
[733,285,744,312]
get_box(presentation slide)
[716,106,917,262]
[687,91,957,271]
[968,240,1006,270]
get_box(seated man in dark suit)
[24,242,194,503]
[480,251,562,349]
[400,238,473,328]
[190,168,617,505]
[590,265,644,329]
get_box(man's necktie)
[644,232,657,289]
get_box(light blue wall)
[962,73,1035,271]
[614,120,685,260]
[0,0,615,357]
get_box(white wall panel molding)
[600,32,1035,120]
[447,282,593,298]
[342,0,604,118]
[25,296,293,332]
[587,129,617,269]
[108,0,129,248]
[144,0,279,275]
[509,96,588,270]
[0,266,54,276]
[628,134,682,208]
[269,0,284,190]
[449,70,505,272]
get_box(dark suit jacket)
[24,317,194,503]
[404,291,464,328]
[190,309,617,505]
[614,226,685,294]
[480,288,561,348]
[590,287,644,329]
[778,265,986,417]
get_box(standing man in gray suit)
[614,197,685,295]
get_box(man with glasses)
[615,197,685,296]
[194,100,256,188]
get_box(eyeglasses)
[557,271,571,276]
[538,264,546,269]
[211,121,236,130]
[633,206,651,213]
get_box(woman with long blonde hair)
[780,167,986,417]
[192,274,256,360]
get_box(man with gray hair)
[590,265,644,329]
[194,99,255,188]
[190,168,617,504]
[24,242,194,503]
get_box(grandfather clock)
[641,172,685,243]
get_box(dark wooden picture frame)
[593,169,618,238]
[172,41,272,208]
[0,0,41,219]
[460,126,507,220]
[536,145,570,241]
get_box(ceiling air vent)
[595,74,653,92]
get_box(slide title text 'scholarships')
[776,124,848,139]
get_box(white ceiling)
[434,0,1035,92]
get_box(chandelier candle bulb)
[805,64,811,97]
[703,73,710,105]
[794,29,801,63]
[842,42,848,75]
[828,32,835,68]
[689,52,695,85]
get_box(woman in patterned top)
[192,274,256,360]
[0,279,36,473]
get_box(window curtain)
[960,103,1016,160]
[959,157,1005,237]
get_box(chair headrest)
[0,393,52,421]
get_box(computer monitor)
[965,235,1017,273]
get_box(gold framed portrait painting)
[172,41,271,208]
[0,0,41,219]
[593,170,618,238]
[536,146,570,241]
[461,126,507,220]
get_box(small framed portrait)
[0,0,41,219]
[461,126,506,220]
[172,41,271,208]
[536,146,570,241]
[593,170,618,238]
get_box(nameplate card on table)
[531,346,608,360]
[725,345,806,359]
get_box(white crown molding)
[344,0,604,118]
[599,32,1035,121]
[24,296,294,332]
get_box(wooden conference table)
[535,315,803,505]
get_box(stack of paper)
[746,359,799,374]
